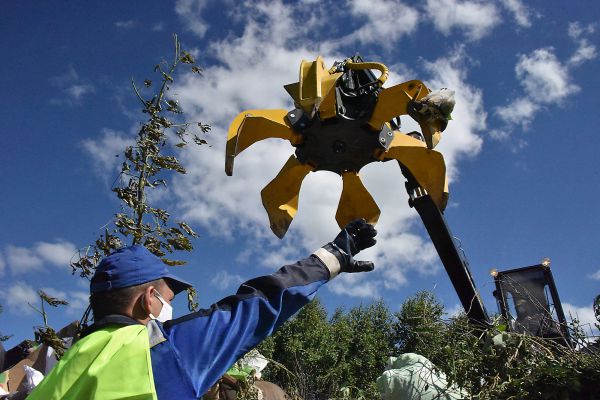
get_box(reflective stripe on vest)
[28,324,157,400]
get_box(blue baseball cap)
[90,245,193,294]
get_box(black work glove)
[324,219,377,273]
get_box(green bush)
[259,292,600,400]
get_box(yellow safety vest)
[28,324,157,400]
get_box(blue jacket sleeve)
[158,253,336,397]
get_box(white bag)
[23,365,44,392]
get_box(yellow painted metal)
[225,109,302,176]
[379,133,448,210]
[318,71,341,111]
[429,130,442,149]
[367,80,430,131]
[284,56,342,115]
[299,57,325,101]
[317,75,339,120]
[335,172,381,229]
[261,155,315,238]
[413,115,443,150]
[225,57,454,238]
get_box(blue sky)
[1,0,599,347]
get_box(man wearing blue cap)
[28,219,377,399]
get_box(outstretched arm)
[153,219,377,398]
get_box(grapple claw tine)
[367,80,430,131]
[335,172,380,229]
[261,155,314,238]
[411,113,444,150]
[226,109,302,176]
[380,134,448,210]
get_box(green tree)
[259,291,600,399]
[260,299,343,399]
[393,291,600,399]
[339,301,396,398]
[12,35,209,359]
[259,299,397,400]
[394,290,445,356]
[71,34,209,312]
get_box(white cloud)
[563,302,599,338]
[5,245,43,273]
[152,22,165,31]
[346,0,419,47]
[445,303,464,318]
[569,39,597,67]
[114,20,137,30]
[175,0,210,38]
[500,0,532,28]
[260,242,305,270]
[49,65,95,106]
[424,0,501,41]
[210,271,244,290]
[515,48,579,103]
[376,233,439,286]
[588,269,600,280]
[82,128,134,181]
[493,97,540,131]
[66,291,90,316]
[420,46,485,180]
[493,23,596,141]
[568,22,597,67]
[0,281,39,315]
[0,285,87,319]
[4,240,77,274]
[328,274,382,298]
[66,84,94,101]
[568,21,596,39]
[34,240,77,267]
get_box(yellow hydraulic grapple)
[226,55,453,238]
[226,55,493,326]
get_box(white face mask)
[148,289,173,323]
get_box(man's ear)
[140,285,156,315]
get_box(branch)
[130,77,148,107]
[155,34,181,109]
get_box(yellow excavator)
[226,55,490,325]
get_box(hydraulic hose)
[344,61,389,87]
